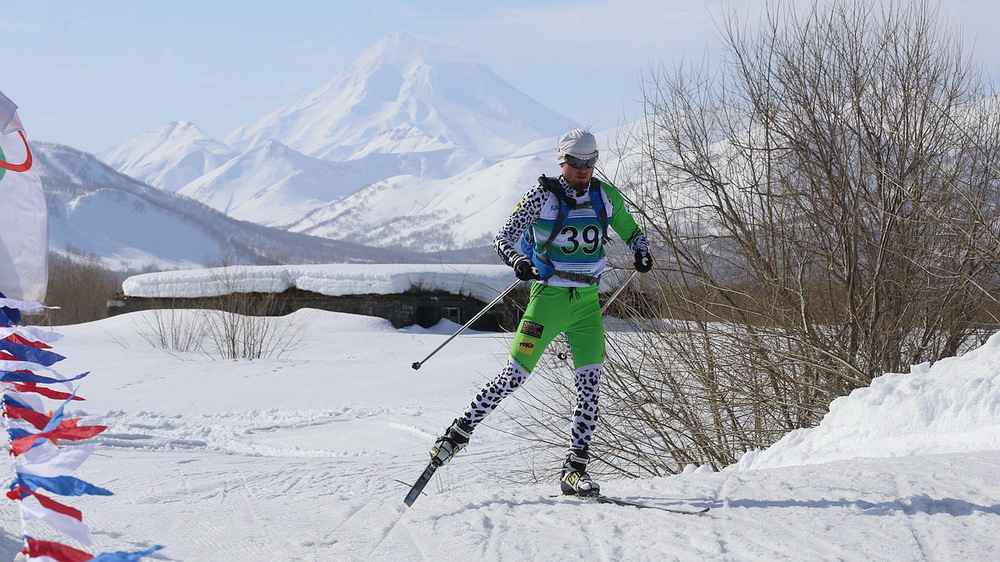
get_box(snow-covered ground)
[3,308,999,560]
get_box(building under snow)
[110,264,526,330]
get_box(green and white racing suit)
[460,175,649,451]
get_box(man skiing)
[429,128,652,496]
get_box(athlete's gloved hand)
[634,249,653,273]
[514,257,540,280]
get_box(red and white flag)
[0,89,48,304]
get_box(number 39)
[559,225,601,254]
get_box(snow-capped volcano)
[223,32,576,174]
[97,32,586,256]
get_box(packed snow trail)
[2,309,998,560]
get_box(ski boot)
[560,448,600,496]
[430,418,474,466]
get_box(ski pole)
[411,279,523,370]
[601,269,638,314]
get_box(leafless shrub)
[201,266,305,360]
[135,306,207,353]
[514,0,1000,478]
[134,266,306,360]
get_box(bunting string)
[1,293,164,561]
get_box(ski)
[403,459,440,507]
[560,493,710,515]
[404,462,710,514]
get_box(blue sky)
[3,0,998,154]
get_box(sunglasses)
[563,153,598,169]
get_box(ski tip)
[403,488,422,507]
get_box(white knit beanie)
[557,129,598,163]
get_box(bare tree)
[516,0,1000,478]
[23,253,124,326]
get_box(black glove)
[634,249,653,273]
[514,258,540,280]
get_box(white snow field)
[3,307,999,561]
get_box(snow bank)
[733,331,1000,470]
[121,263,516,302]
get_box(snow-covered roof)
[121,264,519,302]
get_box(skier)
[429,128,652,496]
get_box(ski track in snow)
[3,310,1000,560]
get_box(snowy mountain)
[224,32,576,171]
[290,153,551,251]
[288,130,631,252]
[175,140,386,229]
[98,121,235,193]
[35,142,445,271]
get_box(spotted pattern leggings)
[460,358,602,451]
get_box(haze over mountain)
[97,32,585,254]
